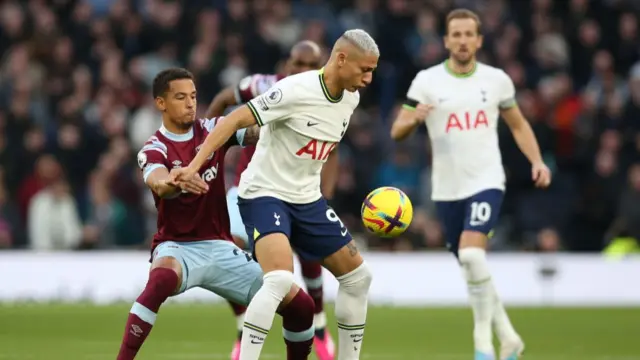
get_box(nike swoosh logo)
[353,338,363,343]
[341,229,348,236]
[307,122,319,127]
[251,340,263,344]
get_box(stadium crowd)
[1,0,639,253]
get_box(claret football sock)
[277,289,315,359]
[117,267,179,360]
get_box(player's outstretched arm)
[146,166,208,198]
[390,103,433,141]
[205,86,238,118]
[174,106,258,181]
[501,106,551,188]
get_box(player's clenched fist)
[414,103,434,123]
[531,161,551,188]
[168,168,209,195]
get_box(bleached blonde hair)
[340,29,380,57]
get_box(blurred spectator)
[0,0,639,253]
[28,178,82,251]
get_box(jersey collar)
[318,68,343,103]
[444,59,477,78]
[159,124,194,142]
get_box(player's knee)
[337,261,372,295]
[263,270,295,299]
[146,266,181,297]
[458,246,486,265]
[458,247,491,282]
[280,289,315,323]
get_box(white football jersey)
[406,61,516,201]
[239,69,359,204]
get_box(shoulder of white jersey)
[474,62,511,81]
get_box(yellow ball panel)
[361,187,413,237]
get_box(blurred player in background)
[391,9,551,360]
[117,68,316,360]
[171,29,379,360]
[206,40,337,360]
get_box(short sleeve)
[404,71,428,110]
[246,79,298,127]
[498,71,517,109]
[138,136,168,182]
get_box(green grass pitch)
[0,304,638,359]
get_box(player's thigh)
[151,241,188,294]
[238,196,295,272]
[194,240,264,306]
[226,187,249,249]
[460,189,504,249]
[434,200,466,256]
[290,199,361,277]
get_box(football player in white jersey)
[171,29,379,360]
[391,9,551,360]
[206,41,338,360]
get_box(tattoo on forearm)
[347,242,358,257]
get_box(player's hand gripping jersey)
[406,61,516,201]
[238,69,359,203]
[137,118,245,250]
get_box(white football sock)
[335,262,373,360]
[240,270,294,360]
[459,247,495,355]
[491,282,519,342]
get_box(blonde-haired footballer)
[391,9,551,360]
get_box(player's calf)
[240,233,295,360]
[300,261,327,333]
[117,257,181,360]
[277,287,315,360]
[459,232,495,357]
[228,301,247,339]
[323,241,372,360]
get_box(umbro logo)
[307,121,319,127]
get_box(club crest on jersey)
[195,145,214,160]
[172,160,182,169]
[137,152,147,169]
[265,88,282,105]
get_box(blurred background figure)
[0,0,638,256]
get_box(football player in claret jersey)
[171,29,378,360]
[116,68,317,360]
[391,9,551,360]
[207,41,338,360]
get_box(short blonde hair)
[446,8,481,35]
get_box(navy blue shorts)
[434,189,504,257]
[238,196,352,261]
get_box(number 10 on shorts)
[469,201,491,226]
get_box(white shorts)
[227,186,249,247]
